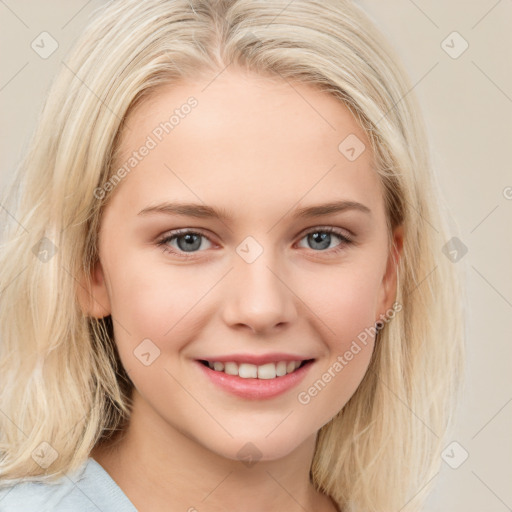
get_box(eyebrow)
[137,200,371,220]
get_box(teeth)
[206,360,305,379]
[276,361,287,376]
[239,363,258,378]
[257,363,276,379]
[224,362,238,375]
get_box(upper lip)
[197,353,315,365]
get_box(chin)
[200,430,313,465]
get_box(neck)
[91,391,338,512]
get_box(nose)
[221,250,298,335]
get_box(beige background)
[1,1,511,510]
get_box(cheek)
[107,253,208,340]
[307,260,383,344]
[105,258,212,400]
[291,263,382,420]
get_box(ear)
[375,224,403,322]
[77,259,112,319]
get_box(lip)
[194,358,315,400]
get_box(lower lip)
[195,360,314,400]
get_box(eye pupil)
[177,233,201,252]
[308,231,331,250]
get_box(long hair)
[0,1,466,510]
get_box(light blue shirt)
[0,457,137,511]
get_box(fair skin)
[83,68,402,512]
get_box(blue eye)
[157,226,353,260]
[298,227,353,253]
[157,230,213,258]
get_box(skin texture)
[83,68,403,512]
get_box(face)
[82,68,402,462]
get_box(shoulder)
[0,457,137,512]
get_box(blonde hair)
[0,0,466,510]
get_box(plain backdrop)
[1,1,511,510]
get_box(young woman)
[0,1,465,510]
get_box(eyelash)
[156,227,354,260]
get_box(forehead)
[109,69,384,220]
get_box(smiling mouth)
[198,359,314,380]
